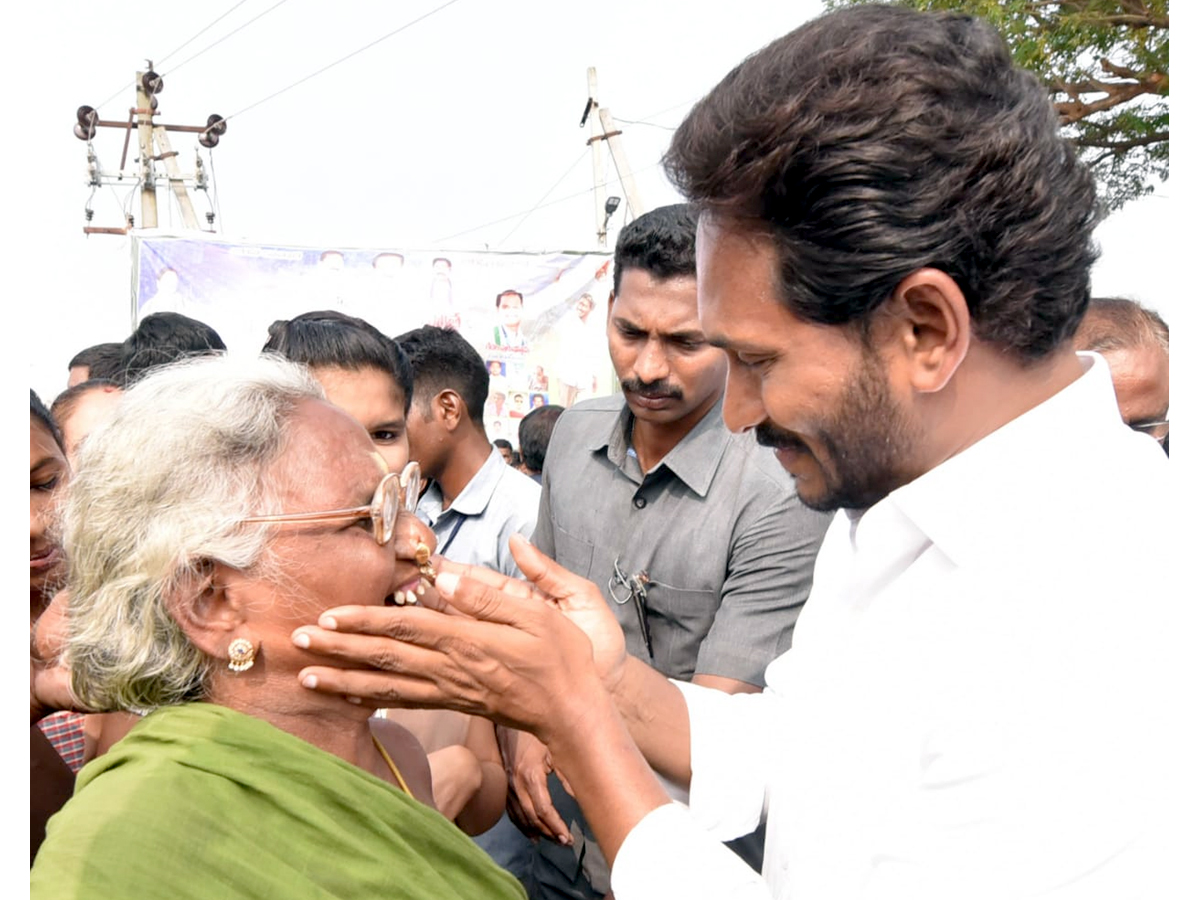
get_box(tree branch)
[1072,131,1168,152]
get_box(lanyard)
[437,511,468,556]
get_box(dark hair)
[495,289,524,308]
[31,389,64,452]
[664,4,1099,362]
[51,379,123,432]
[492,438,513,452]
[432,257,452,269]
[517,404,564,475]
[612,204,699,296]
[263,310,414,415]
[1074,297,1169,355]
[120,313,227,385]
[395,325,489,425]
[68,342,124,380]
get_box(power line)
[95,0,283,113]
[222,0,463,124]
[435,161,663,244]
[613,116,676,132]
[156,0,255,68]
[495,150,590,248]
[162,0,293,77]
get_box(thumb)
[508,534,586,603]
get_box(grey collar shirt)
[531,394,832,685]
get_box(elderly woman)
[30,356,523,899]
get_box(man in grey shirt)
[482,205,831,898]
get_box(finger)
[297,664,483,715]
[506,793,543,839]
[518,764,571,844]
[429,568,546,629]
[294,609,468,663]
[509,534,600,610]
[435,556,542,601]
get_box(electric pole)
[581,68,645,248]
[74,63,227,236]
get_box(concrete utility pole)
[581,68,645,248]
[74,63,225,236]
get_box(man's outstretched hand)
[292,535,627,744]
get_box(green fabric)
[31,703,526,900]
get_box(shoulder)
[715,428,800,493]
[554,396,624,435]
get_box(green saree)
[31,703,525,899]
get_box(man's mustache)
[756,422,807,453]
[621,378,683,400]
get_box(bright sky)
[12,0,1180,401]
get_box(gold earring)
[227,638,256,673]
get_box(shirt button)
[633,496,646,509]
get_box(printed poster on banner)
[131,232,616,447]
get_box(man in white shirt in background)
[295,6,1185,898]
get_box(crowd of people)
[31,6,1178,899]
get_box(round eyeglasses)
[242,460,421,546]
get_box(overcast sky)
[11,0,1182,403]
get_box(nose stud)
[414,542,436,593]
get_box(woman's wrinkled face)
[30,418,69,617]
[237,399,431,674]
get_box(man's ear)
[167,561,255,664]
[434,389,464,432]
[607,290,616,320]
[883,268,971,394]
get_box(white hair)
[62,354,323,712]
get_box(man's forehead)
[695,219,782,345]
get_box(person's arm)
[428,715,506,835]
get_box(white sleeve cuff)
[610,802,770,900]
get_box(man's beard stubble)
[756,355,916,513]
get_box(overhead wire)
[495,149,591,248]
[94,0,265,113]
[162,0,293,77]
[612,116,676,132]
[156,0,256,68]
[220,0,463,125]
[435,160,664,244]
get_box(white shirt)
[611,354,1188,899]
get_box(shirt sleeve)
[609,803,770,900]
[694,489,832,685]
[674,679,775,840]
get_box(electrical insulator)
[74,105,98,141]
[194,150,208,190]
[141,70,164,96]
[199,113,227,149]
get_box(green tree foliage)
[823,1,1168,210]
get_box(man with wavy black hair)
[297,7,1179,898]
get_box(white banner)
[132,232,616,444]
